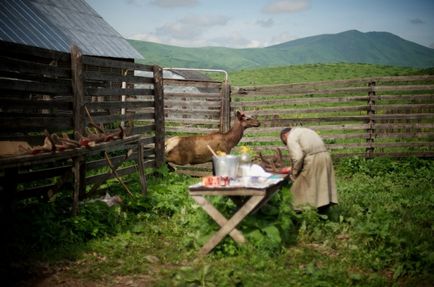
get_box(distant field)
[228,63,429,86]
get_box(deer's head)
[236,111,260,128]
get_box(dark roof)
[0,0,143,59]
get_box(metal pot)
[212,155,240,178]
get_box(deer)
[165,111,260,165]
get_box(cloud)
[256,18,274,28]
[140,15,229,43]
[409,18,424,25]
[130,32,164,43]
[262,0,310,14]
[430,43,434,49]
[177,15,229,27]
[208,32,265,48]
[131,29,267,48]
[150,0,198,8]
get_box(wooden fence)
[233,75,434,161]
[162,72,231,176]
[0,42,165,213]
[1,40,433,195]
[164,74,434,175]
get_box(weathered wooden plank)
[373,103,434,112]
[0,41,70,61]
[71,46,86,137]
[153,65,165,168]
[84,71,154,84]
[88,112,155,125]
[234,75,434,92]
[249,124,370,134]
[82,56,153,71]
[374,94,434,102]
[0,78,72,94]
[0,115,73,132]
[245,104,434,117]
[14,165,72,181]
[198,195,264,255]
[373,132,434,139]
[236,86,370,96]
[165,119,220,126]
[240,133,370,143]
[164,78,221,88]
[327,142,434,150]
[0,56,71,78]
[252,105,370,115]
[165,108,221,115]
[374,123,434,130]
[191,196,246,243]
[86,87,154,97]
[259,113,434,126]
[0,136,142,169]
[233,93,434,106]
[1,99,72,110]
[232,95,370,107]
[332,151,434,159]
[85,100,154,109]
[166,126,219,134]
[165,92,221,98]
[164,100,221,109]
[376,84,434,92]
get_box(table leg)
[191,195,245,243]
[199,195,264,256]
[251,183,283,214]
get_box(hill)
[129,30,434,71]
[227,63,426,86]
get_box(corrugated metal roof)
[0,0,143,59]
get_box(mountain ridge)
[129,30,434,71]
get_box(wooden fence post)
[366,81,376,158]
[153,65,165,168]
[71,45,86,214]
[220,79,231,133]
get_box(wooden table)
[188,174,288,255]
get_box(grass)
[3,157,434,286]
[228,63,423,86]
[2,63,433,286]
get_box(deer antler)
[258,148,284,172]
[273,148,284,168]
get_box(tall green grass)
[4,158,433,286]
[229,63,423,86]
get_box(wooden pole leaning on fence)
[220,79,231,133]
[366,81,376,158]
[71,45,86,215]
[152,65,165,168]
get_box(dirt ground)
[7,263,156,287]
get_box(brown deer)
[165,111,260,165]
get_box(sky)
[85,0,434,49]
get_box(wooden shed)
[0,0,165,214]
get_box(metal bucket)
[212,155,240,178]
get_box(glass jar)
[238,152,252,177]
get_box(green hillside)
[129,30,434,71]
[228,63,426,86]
